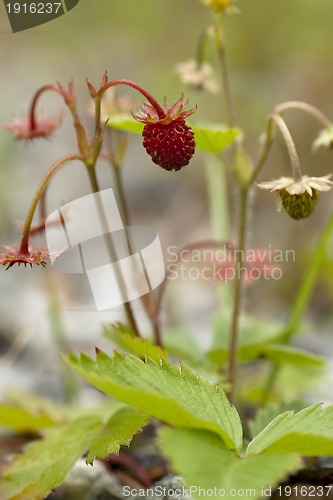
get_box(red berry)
[132,94,196,172]
[142,120,195,171]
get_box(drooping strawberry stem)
[274,101,333,129]
[97,79,167,120]
[270,113,302,182]
[19,154,83,256]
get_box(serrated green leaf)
[261,344,325,367]
[249,401,305,439]
[107,114,239,154]
[158,428,300,500]
[64,351,243,450]
[247,404,333,455]
[189,123,240,154]
[86,407,148,464]
[0,404,147,500]
[0,416,102,500]
[104,323,169,363]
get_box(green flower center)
[279,189,319,220]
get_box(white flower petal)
[309,182,333,191]
[258,174,333,195]
[285,184,306,195]
[256,177,293,191]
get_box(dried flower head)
[133,95,196,171]
[2,113,62,141]
[0,246,52,269]
[175,59,220,95]
[257,175,333,220]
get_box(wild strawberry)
[142,119,195,171]
[257,175,333,220]
[133,95,196,171]
[279,189,319,220]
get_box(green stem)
[271,113,302,182]
[19,154,82,255]
[249,118,274,184]
[196,28,210,66]
[226,187,249,402]
[214,16,235,128]
[274,101,333,129]
[259,364,279,407]
[86,167,141,339]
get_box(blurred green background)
[0,0,333,395]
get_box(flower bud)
[279,189,319,220]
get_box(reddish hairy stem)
[98,79,166,120]
[19,154,82,255]
[28,84,62,130]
